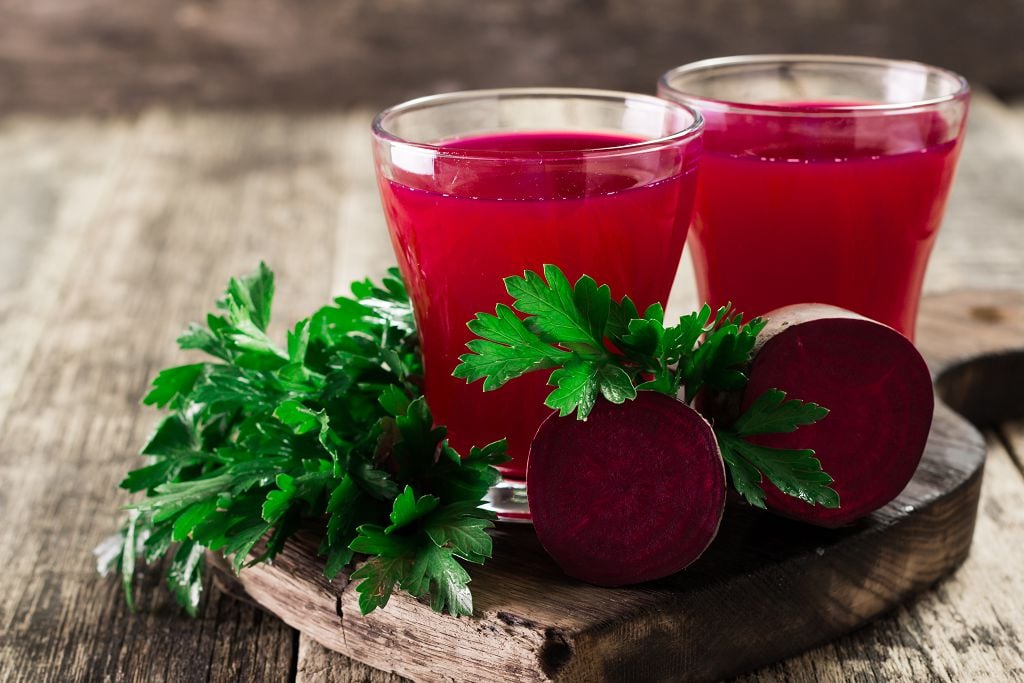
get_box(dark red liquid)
[691,102,964,338]
[377,131,699,478]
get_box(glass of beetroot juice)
[658,56,969,339]
[371,89,703,519]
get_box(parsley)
[98,264,506,617]
[454,265,764,416]
[716,390,836,509]
[454,264,838,509]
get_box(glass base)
[483,478,532,523]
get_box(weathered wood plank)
[999,420,1024,483]
[330,116,396,296]
[0,117,131,425]
[0,91,1019,680]
[297,639,406,683]
[1,0,1024,114]
[734,429,1024,683]
[923,92,1024,294]
[0,110,368,681]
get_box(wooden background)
[0,93,1020,683]
[1,2,1023,681]
[1,0,1023,113]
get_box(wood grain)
[734,429,1024,683]
[1000,419,1024,474]
[0,118,128,423]
[2,0,1024,114]
[297,638,406,683]
[0,110,359,682]
[0,93,1021,681]
[924,93,1024,295]
[919,291,1024,427]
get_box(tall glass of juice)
[371,89,703,518]
[658,55,969,339]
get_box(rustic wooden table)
[0,92,1022,682]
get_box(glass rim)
[371,87,704,160]
[658,54,971,116]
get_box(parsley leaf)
[716,390,837,509]
[456,266,641,419]
[221,261,275,332]
[350,555,413,614]
[142,364,207,409]
[676,306,766,401]
[385,486,441,534]
[505,266,602,347]
[101,263,505,617]
[732,388,829,436]
[454,305,569,390]
[349,489,494,617]
[406,544,473,616]
[545,360,600,417]
[424,501,494,565]
[455,265,768,420]
[166,539,205,617]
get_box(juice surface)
[378,131,698,478]
[691,102,963,338]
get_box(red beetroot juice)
[376,131,699,479]
[690,103,964,338]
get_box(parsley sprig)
[97,264,506,617]
[454,265,839,510]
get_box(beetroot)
[741,304,934,527]
[527,392,725,586]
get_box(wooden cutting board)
[212,289,1024,683]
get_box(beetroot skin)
[527,392,725,587]
[743,304,934,527]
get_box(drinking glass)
[372,88,703,518]
[658,55,969,339]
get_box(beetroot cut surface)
[527,392,726,587]
[744,304,935,527]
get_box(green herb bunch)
[97,264,506,617]
[454,265,838,510]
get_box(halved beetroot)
[527,392,725,586]
[742,304,934,527]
